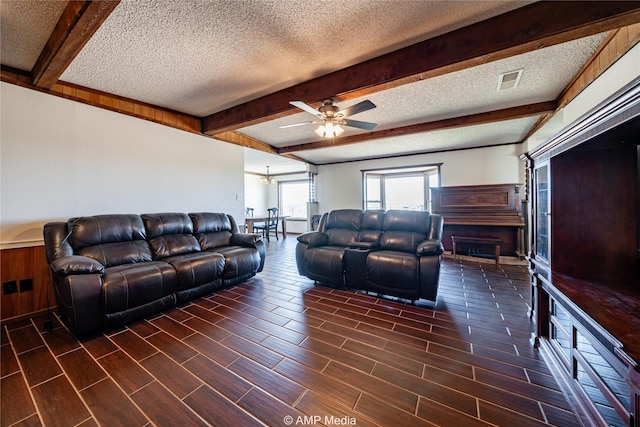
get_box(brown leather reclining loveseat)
[44,212,265,337]
[296,209,444,302]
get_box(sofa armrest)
[297,231,328,247]
[417,239,444,256]
[54,274,104,336]
[50,256,105,275]
[230,233,263,247]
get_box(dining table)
[244,215,290,238]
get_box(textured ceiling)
[0,1,623,174]
[0,1,67,70]
[240,35,605,150]
[58,0,529,117]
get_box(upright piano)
[431,184,526,259]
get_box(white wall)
[1,83,245,248]
[243,173,269,214]
[315,143,524,214]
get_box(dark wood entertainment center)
[526,77,640,427]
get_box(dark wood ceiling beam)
[211,131,313,164]
[212,131,279,155]
[31,0,120,88]
[278,102,557,154]
[202,1,640,136]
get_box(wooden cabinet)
[0,245,51,321]
[532,272,640,426]
[533,162,550,265]
[527,78,640,426]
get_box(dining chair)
[310,214,322,231]
[253,207,279,241]
[245,207,254,217]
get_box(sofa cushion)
[78,240,153,267]
[147,234,201,259]
[379,231,428,253]
[189,212,233,249]
[325,209,363,230]
[324,209,362,247]
[360,210,384,244]
[70,214,147,248]
[142,212,194,236]
[213,246,262,279]
[379,210,432,253]
[326,229,360,247]
[303,246,346,284]
[102,261,177,314]
[71,215,153,267]
[162,252,225,291]
[142,213,201,259]
[382,210,432,233]
[366,250,419,288]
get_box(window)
[363,165,440,211]
[279,180,309,219]
[365,174,382,209]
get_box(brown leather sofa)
[296,209,444,302]
[44,212,264,337]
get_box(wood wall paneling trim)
[1,246,53,322]
[1,66,202,134]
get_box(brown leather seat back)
[71,214,152,267]
[379,210,432,253]
[189,212,234,250]
[141,213,200,260]
[324,209,363,247]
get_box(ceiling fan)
[280,98,377,138]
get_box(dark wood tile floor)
[1,236,580,427]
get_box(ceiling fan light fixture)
[315,121,344,138]
[287,98,376,137]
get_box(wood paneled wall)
[559,23,640,109]
[0,246,52,321]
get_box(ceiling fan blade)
[338,100,376,117]
[279,121,314,129]
[343,119,377,131]
[290,101,322,117]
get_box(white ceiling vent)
[497,69,523,91]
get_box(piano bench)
[451,236,501,264]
